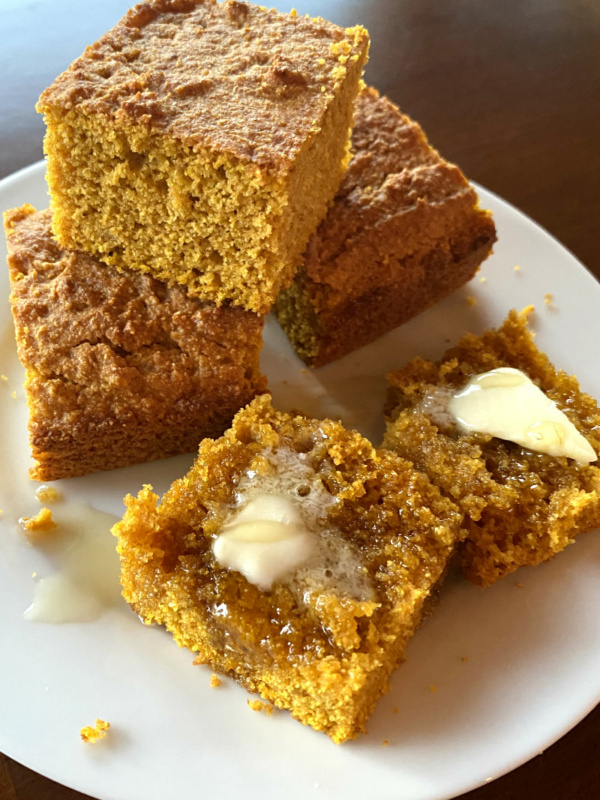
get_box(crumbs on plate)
[35,485,61,504]
[19,507,57,536]
[81,719,110,743]
[247,699,274,715]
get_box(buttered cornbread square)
[4,205,265,480]
[36,0,369,314]
[383,309,600,587]
[113,394,463,743]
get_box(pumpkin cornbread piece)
[383,309,600,587]
[36,0,369,314]
[275,86,496,366]
[113,394,463,743]
[4,205,266,480]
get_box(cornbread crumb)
[544,293,557,310]
[35,485,61,504]
[32,571,37,578]
[19,507,57,535]
[80,719,110,743]
[461,656,468,663]
[479,276,487,283]
[382,739,389,747]
[11,391,16,399]
[393,707,399,714]
[1,374,7,381]
[514,265,521,272]
[466,295,476,307]
[248,699,272,713]
[516,581,525,589]
[429,684,438,693]
[210,673,222,688]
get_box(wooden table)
[1,1,599,797]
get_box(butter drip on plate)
[448,367,597,464]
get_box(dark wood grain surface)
[1,1,599,798]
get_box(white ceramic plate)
[1,161,599,800]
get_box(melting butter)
[449,367,597,464]
[25,504,122,624]
[212,494,314,591]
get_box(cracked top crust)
[4,205,263,405]
[304,86,495,294]
[37,0,369,172]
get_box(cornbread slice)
[37,0,370,314]
[4,205,266,480]
[113,394,463,743]
[275,86,496,366]
[383,309,600,586]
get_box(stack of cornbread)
[4,0,495,480]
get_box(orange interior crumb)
[210,673,222,688]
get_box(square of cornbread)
[4,205,266,480]
[113,393,463,743]
[36,0,369,314]
[275,86,496,366]
[383,309,600,586]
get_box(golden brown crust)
[4,205,266,479]
[37,0,369,173]
[275,87,496,365]
[114,394,463,742]
[383,309,600,586]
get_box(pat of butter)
[449,367,596,464]
[212,494,314,591]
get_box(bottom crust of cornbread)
[383,309,600,586]
[4,205,266,480]
[277,235,492,368]
[113,394,463,742]
[274,87,496,367]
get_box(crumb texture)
[113,394,462,743]
[4,205,265,480]
[384,309,600,585]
